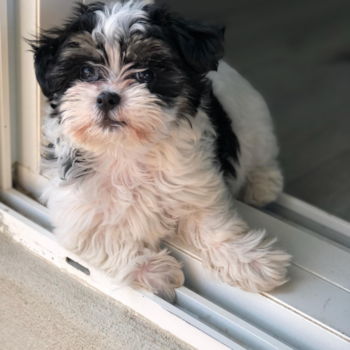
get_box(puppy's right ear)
[27,35,60,99]
[27,2,103,99]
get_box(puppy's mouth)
[100,114,126,129]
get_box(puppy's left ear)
[148,7,224,75]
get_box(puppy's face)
[30,1,224,153]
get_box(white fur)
[208,61,283,203]
[41,5,290,302]
[92,1,148,72]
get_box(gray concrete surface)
[0,228,193,350]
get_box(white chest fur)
[43,110,225,249]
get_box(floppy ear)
[27,2,103,98]
[148,7,224,75]
[28,36,60,99]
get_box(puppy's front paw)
[202,229,291,293]
[132,250,185,303]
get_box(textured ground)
[159,0,350,221]
[0,229,192,350]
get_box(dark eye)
[80,66,99,82]
[135,70,155,84]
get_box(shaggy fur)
[29,0,290,302]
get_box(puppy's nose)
[96,92,121,111]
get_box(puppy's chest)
[71,121,213,218]
[88,152,189,212]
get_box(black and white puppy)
[29,0,290,301]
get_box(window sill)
[1,189,350,349]
[0,196,231,350]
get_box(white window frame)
[1,0,350,349]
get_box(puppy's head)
[29,1,224,153]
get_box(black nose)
[96,92,121,111]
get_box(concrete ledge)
[0,228,193,350]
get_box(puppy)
[29,1,290,301]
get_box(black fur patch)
[41,141,92,182]
[41,144,57,162]
[145,5,224,75]
[144,4,225,118]
[122,35,187,107]
[27,2,105,98]
[61,150,91,180]
[205,90,240,178]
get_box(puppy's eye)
[135,70,155,84]
[80,66,99,82]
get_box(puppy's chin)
[59,82,177,154]
[99,117,126,129]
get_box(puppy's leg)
[242,163,283,207]
[178,200,290,293]
[115,247,184,302]
[57,226,184,302]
